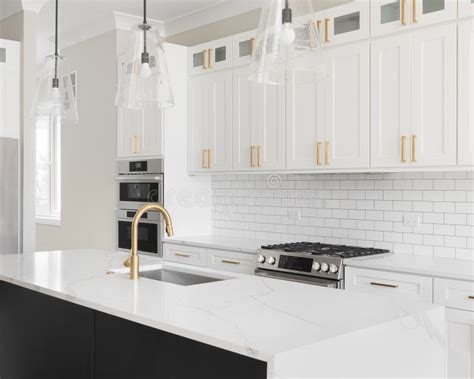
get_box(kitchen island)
[0,249,445,378]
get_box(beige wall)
[36,31,118,252]
[0,11,37,253]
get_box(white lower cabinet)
[445,308,474,379]
[163,243,207,267]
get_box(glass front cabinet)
[459,0,474,18]
[188,37,233,76]
[232,30,257,67]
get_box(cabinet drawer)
[163,243,206,267]
[345,267,433,303]
[206,249,256,274]
[434,278,474,312]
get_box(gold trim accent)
[412,135,417,163]
[257,145,261,168]
[316,142,322,166]
[202,149,207,169]
[370,282,399,289]
[250,146,256,168]
[207,48,212,69]
[401,0,407,25]
[324,141,330,165]
[202,50,208,69]
[221,259,241,265]
[208,149,212,169]
[401,136,407,163]
[249,38,255,56]
[413,0,418,23]
[175,253,191,258]
[324,18,330,43]
[316,20,322,33]
[124,203,174,280]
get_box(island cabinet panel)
[0,281,94,379]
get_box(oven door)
[117,175,163,210]
[255,269,342,289]
[117,211,162,256]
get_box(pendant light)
[115,0,174,110]
[31,0,78,123]
[249,0,327,85]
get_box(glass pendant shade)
[31,54,78,123]
[115,23,174,110]
[250,0,327,85]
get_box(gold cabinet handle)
[175,253,191,258]
[208,149,212,169]
[250,146,256,168]
[370,282,399,289]
[249,38,255,56]
[316,20,322,33]
[132,135,140,154]
[401,0,407,25]
[413,0,418,23]
[202,50,208,70]
[401,136,407,163]
[257,145,261,168]
[202,149,207,169]
[324,18,330,43]
[221,259,241,265]
[207,48,212,69]
[412,135,417,163]
[316,142,322,166]
[324,141,330,165]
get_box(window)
[35,115,61,225]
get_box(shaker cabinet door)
[412,0,457,28]
[371,34,411,168]
[371,0,412,37]
[445,309,474,379]
[410,24,457,167]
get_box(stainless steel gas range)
[255,242,390,289]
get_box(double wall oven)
[117,158,164,257]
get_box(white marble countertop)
[0,249,445,378]
[346,253,474,282]
[163,235,274,254]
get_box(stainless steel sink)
[139,268,224,286]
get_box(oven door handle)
[117,176,163,182]
[255,269,341,288]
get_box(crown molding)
[21,0,49,13]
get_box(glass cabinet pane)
[215,46,226,63]
[193,51,204,68]
[239,40,252,58]
[381,1,400,24]
[334,12,360,35]
[423,0,445,14]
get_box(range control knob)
[312,261,321,271]
[257,255,266,264]
[329,264,339,273]
[267,256,276,265]
[321,263,329,272]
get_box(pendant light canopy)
[31,0,78,123]
[250,0,327,85]
[115,0,174,110]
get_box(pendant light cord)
[142,0,148,58]
[53,0,59,86]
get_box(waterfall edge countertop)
[0,249,445,378]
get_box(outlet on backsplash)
[288,209,301,221]
[403,214,421,228]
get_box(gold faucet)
[124,203,174,280]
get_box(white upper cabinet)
[188,37,233,76]
[458,20,474,166]
[459,0,474,18]
[232,30,257,67]
[0,40,20,139]
[410,24,457,167]
[233,65,285,171]
[371,0,457,37]
[188,71,233,172]
[371,34,412,168]
[323,42,370,169]
[316,1,370,47]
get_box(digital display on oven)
[129,161,147,172]
[278,255,313,273]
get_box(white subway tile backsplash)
[212,172,474,261]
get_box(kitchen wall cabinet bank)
[0,40,20,139]
[117,55,163,158]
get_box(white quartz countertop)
[0,249,444,377]
[346,253,474,282]
[163,235,274,254]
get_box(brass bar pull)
[412,135,417,163]
[401,136,407,163]
[468,296,474,300]
[208,149,212,169]
[132,135,136,154]
[202,50,208,69]
[250,146,255,168]
[401,0,407,25]
[257,145,261,168]
[324,18,330,43]
[324,141,330,165]
[316,20,322,33]
[316,142,322,166]
[221,259,241,265]
[175,253,191,258]
[202,149,207,169]
[136,135,140,154]
[249,38,255,56]
[413,0,418,23]
[370,282,399,289]
[207,48,212,69]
